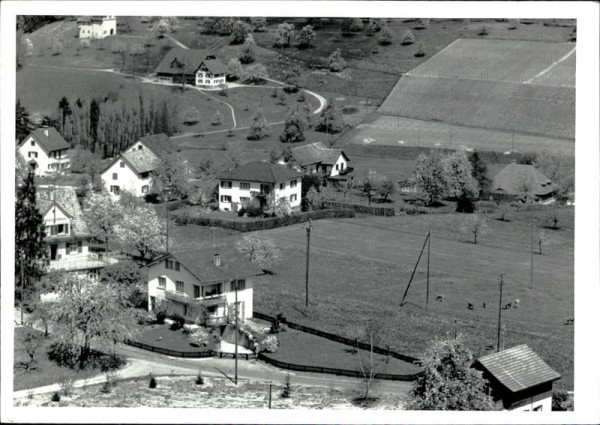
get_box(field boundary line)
[525,46,576,84]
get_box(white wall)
[219,178,302,211]
[101,158,151,197]
[79,16,116,39]
[19,135,70,176]
[195,70,226,87]
[508,396,552,412]
[330,155,348,177]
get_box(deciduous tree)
[239,34,256,64]
[352,320,389,402]
[341,18,364,35]
[231,20,252,44]
[235,233,281,271]
[441,151,478,199]
[249,17,267,32]
[116,203,166,262]
[327,49,347,72]
[379,26,394,45]
[306,185,336,211]
[241,63,268,84]
[151,152,193,202]
[377,175,397,202]
[296,25,316,48]
[315,103,344,134]
[227,58,243,80]
[275,22,295,48]
[183,106,201,125]
[401,30,415,45]
[82,190,122,254]
[410,153,447,206]
[246,108,270,140]
[460,213,489,245]
[279,110,308,143]
[408,335,493,410]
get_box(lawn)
[137,324,210,353]
[264,328,422,376]
[14,375,405,409]
[244,208,574,389]
[13,327,122,391]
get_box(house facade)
[100,133,172,197]
[218,162,303,212]
[287,142,352,180]
[155,48,227,88]
[77,16,117,39]
[146,246,263,325]
[474,344,561,411]
[38,187,116,280]
[18,128,70,177]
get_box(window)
[120,161,125,168]
[240,182,250,190]
[158,277,166,289]
[30,140,35,146]
[110,185,120,194]
[290,194,297,202]
[290,179,297,188]
[183,304,189,316]
[279,183,285,190]
[142,185,149,194]
[175,262,180,271]
[232,279,246,291]
[220,195,232,203]
[221,181,232,189]
[335,164,339,171]
[28,152,37,158]
[165,259,173,269]
[260,184,271,194]
[194,285,200,298]
[112,173,118,180]
[207,305,217,314]
[175,281,184,293]
[139,145,143,150]
[340,163,345,170]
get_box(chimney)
[43,128,49,137]
[213,253,221,267]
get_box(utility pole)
[20,253,24,325]
[530,219,534,289]
[418,127,421,147]
[268,381,272,408]
[234,281,238,385]
[497,273,504,352]
[450,127,453,145]
[512,128,515,152]
[425,231,431,310]
[305,219,312,307]
[165,208,169,253]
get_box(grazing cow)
[436,295,445,302]
[503,302,512,310]
[513,299,520,309]
[468,302,474,310]
[482,302,486,309]
[564,318,574,325]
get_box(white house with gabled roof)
[287,142,352,181]
[18,128,70,177]
[77,16,117,39]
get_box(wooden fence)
[124,340,256,360]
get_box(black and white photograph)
[1,1,598,423]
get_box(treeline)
[52,94,178,158]
[16,15,66,33]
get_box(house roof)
[155,48,216,75]
[219,162,302,184]
[291,142,348,167]
[121,147,161,175]
[476,345,561,393]
[23,128,70,153]
[133,133,175,156]
[37,187,90,236]
[492,162,555,196]
[203,59,227,75]
[149,245,263,284]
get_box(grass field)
[137,325,211,353]
[244,209,574,389]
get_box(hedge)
[172,208,356,232]
[324,201,396,216]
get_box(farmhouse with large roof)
[100,133,174,197]
[18,127,70,177]
[218,161,302,212]
[491,160,555,201]
[146,245,263,325]
[155,48,227,88]
[287,142,352,181]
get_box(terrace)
[48,253,118,272]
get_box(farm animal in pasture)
[468,302,474,310]
[482,302,486,309]
[436,295,445,302]
[513,299,520,308]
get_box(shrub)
[195,370,204,385]
[100,380,112,394]
[414,42,426,57]
[401,30,415,45]
[211,110,223,126]
[281,374,292,398]
[169,314,185,330]
[156,310,167,324]
[51,392,61,402]
[552,389,573,411]
[149,374,157,388]
[257,335,279,353]
[478,26,488,36]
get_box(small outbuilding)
[474,344,561,411]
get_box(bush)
[414,42,426,57]
[281,374,292,398]
[51,392,61,402]
[456,196,475,213]
[100,380,112,394]
[552,389,573,411]
[149,374,157,388]
[156,310,167,324]
[195,370,204,385]
[401,30,415,45]
[169,314,185,330]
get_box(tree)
[51,37,63,55]
[461,214,489,245]
[377,175,397,202]
[16,99,34,143]
[546,208,562,230]
[360,173,380,205]
[264,191,293,217]
[15,171,47,302]
[441,151,478,199]
[341,18,364,35]
[21,328,43,371]
[15,147,28,185]
[235,233,281,271]
[100,259,146,307]
[215,17,236,36]
[151,152,193,202]
[116,203,166,261]
[58,97,72,131]
[183,106,201,125]
[283,66,304,92]
[241,63,268,84]
[315,103,344,134]
[275,22,295,48]
[201,17,219,34]
[468,152,491,196]
[83,192,123,256]
[296,25,316,48]
[379,26,394,45]
[50,274,142,369]
[226,58,243,81]
[231,20,251,44]
[327,49,347,72]
[497,202,511,222]
[246,109,270,140]
[414,18,430,30]
[408,335,493,410]
[279,110,308,143]
[401,30,415,45]
[239,34,256,64]
[249,17,267,32]
[211,110,223,126]
[306,185,336,211]
[415,41,426,57]
[69,147,102,184]
[352,320,389,402]
[365,19,384,35]
[411,153,447,206]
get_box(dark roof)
[291,142,347,167]
[219,162,302,184]
[492,162,555,196]
[151,245,263,284]
[203,59,227,75]
[136,133,175,156]
[155,48,214,75]
[476,345,561,393]
[24,128,70,153]
[37,187,90,236]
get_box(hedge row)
[324,201,396,216]
[172,208,356,232]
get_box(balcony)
[48,253,118,272]
[164,290,227,306]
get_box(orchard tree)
[283,66,304,92]
[415,41,426,57]
[241,63,268,84]
[16,99,34,143]
[461,214,489,245]
[365,18,384,35]
[150,152,193,202]
[183,106,201,125]
[235,233,281,271]
[296,25,316,49]
[250,17,267,32]
[341,18,364,35]
[275,22,295,48]
[211,110,223,126]
[401,30,415,45]
[306,185,336,211]
[441,151,478,199]
[377,175,397,202]
[379,26,394,45]
[83,190,122,254]
[279,110,308,143]
[239,34,256,64]
[116,203,166,262]
[246,109,270,140]
[264,191,292,217]
[327,49,347,72]
[360,173,381,205]
[407,335,493,410]
[231,19,251,45]
[315,103,344,134]
[227,58,243,80]
[411,153,447,206]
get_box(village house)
[77,16,117,39]
[218,161,303,212]
[146,245,263,325]
[474,344,561,411]
[100,133,174,197]
[286,142,352,182]
[491,160,555,202]
[155,48,227,88]
[18,127,70,177]
[37,186,116,280]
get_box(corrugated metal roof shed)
[476,344,561,393]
